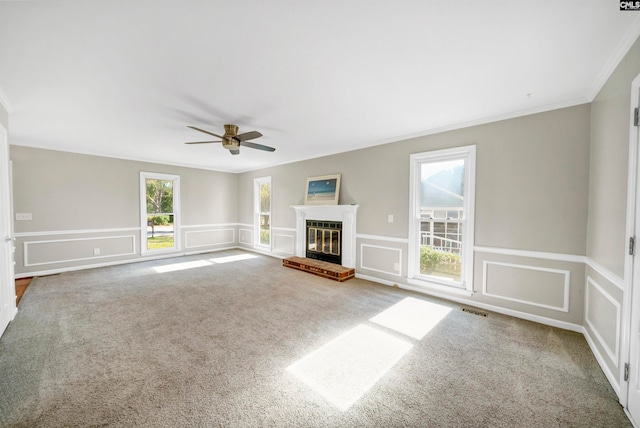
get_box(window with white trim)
[408,146,476,292]
[254,176,271,249]
[140,172,180,254]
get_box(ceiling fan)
[185,124,275,155]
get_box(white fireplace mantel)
[291,204,359,269]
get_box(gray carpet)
[0,250,631,427]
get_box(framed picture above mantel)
[304,173,341,205]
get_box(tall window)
[408,146,475,292]
[255,177,271,248]
[140,172,180,254]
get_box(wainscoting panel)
[185,228,235,249]
[239,228,253,246]
[273,233,295,255]
[24,235,136,267]
[482,261,570,312]
[585,276,621,367]
[360,244,402,277]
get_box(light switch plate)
[15,213,32,221]
[388,214,394,223]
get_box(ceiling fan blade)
[185,140,223,144]
[230,149,240,155]
[240,141,275,152]
[187,126,225,139]
[235,131,262,142]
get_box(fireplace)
[292,204,358,269]
[306,220,342,265]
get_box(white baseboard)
[355,273,583,333]
[14,246,238,279]
[242,246,287,259]
[625,409,638,428]
[583,326,622,400]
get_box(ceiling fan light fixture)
[222,139,240,151]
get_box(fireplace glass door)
[306,221,342,264]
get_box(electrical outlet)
[388,214,394,223]
[15,213,32,221]
[93,248,100,255]
[394,262,400,272]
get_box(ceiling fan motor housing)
[222,124,240,150]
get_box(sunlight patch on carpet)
[153,260,212,273]
[286,324,412,411]
[369,297,452,340]
[210,254,259,264]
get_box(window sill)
[406,277,474,297]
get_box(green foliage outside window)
[420,245,461,279]
[260,229,270,246]
[146,179,173,214]
[148,215,172,226]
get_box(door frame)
[0,121,17,337]
[622,72,640,411]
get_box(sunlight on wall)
[287,296,452,410]
[369,297,452,340]
[286,324,413,411]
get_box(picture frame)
[304,174,341,205]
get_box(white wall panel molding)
[482,261,570,312]
[182,223,239,229]
[239,229,253,246]
[474,245,584,264]
[475,246,624,291]
[16,246,238,279]
[184,228,235,249]
[359,244,402,277]
[585,257,624,291]
[271,226,297,232]
[356,233,409,244]
[243,245,286,259]
[585,276,621,368]
[273,233,295,255]
[14,227,140,237]
[24,235,136,267]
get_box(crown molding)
[588,14,640,101]
[0,85,13,114]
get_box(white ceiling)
[1,1,639,173]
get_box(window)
[254,176,271,248]
[408,146,475,293]
[140,172,180,254]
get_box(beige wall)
[588,36,640,277]
[238,104,592,326]
[240,105,591,253]
[11,146,238,275]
